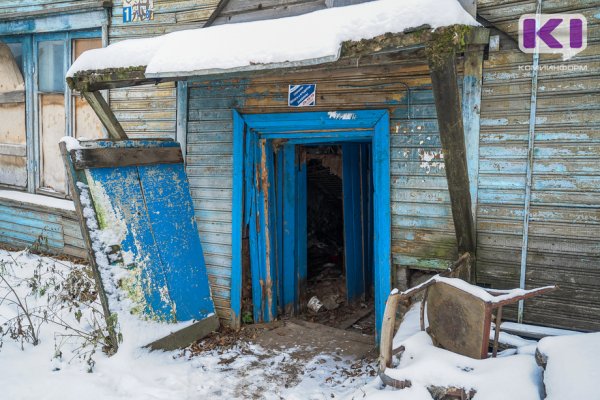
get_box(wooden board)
[71,146,183,170]
[62,139,218,349]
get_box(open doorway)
[295,144,375,335]
[233,110,391,342]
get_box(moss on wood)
[425,24,473,70]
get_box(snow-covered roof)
[67,0,478,80]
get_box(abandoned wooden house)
[1,0,599,341]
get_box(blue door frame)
[231,110,391,340]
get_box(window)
[72,38,103,141]
[0,42,27,188]
[0,31,103,197]
[38,39,67,193]
[38,41,64,93]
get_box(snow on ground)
[3,248,598,400]
[0,249,372,400]
[67,0,478,78]
[537,332,600,400]
[351,303,544,400]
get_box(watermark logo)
[519,14,587,60]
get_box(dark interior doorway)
[298,145,375,335]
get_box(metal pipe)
[518,0,542,323]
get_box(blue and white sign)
[123,6,133,23]
[288,84,316,107]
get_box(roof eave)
[67,25,489,93]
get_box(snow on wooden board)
[66,0,478,78]
[0,189,75,212]
[395,275,556,304]
[537,332,600,400]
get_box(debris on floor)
[184,319,377,399]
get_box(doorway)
[299,144,375,334]
[232,110,391,340]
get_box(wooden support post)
[427,30,477,282]
[82,91,128,139]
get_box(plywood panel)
[74,96,104,140]
[39,94,66,193]
[0,103,25,145]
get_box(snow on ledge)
[67,0,478,79]
[0,190,75,212]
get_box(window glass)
[6,42,23,75]
[38,40,64,93]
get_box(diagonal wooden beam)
[82,91,128,139]
[427,28,477,282]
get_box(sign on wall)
[123,0,154,23]
[288,84,316,107]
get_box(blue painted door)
[278,145,307,315]
[244,137,278,322]
[342,143,373,302]
[72,140,216,323]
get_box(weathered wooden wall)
[210,0,376,25]
[477,0,600,331]
[186,52,458,324]
[0,192,85,259]
[108,0,219,138]
[211,0,327,25]
[0,0,109,21]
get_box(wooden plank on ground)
[145,314,220,351]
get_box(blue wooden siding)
[0,193,85,258]
[477,0,600,331]
[0,0,107,22]
[186,55,457,323]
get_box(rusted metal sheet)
[477,0,600,331]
